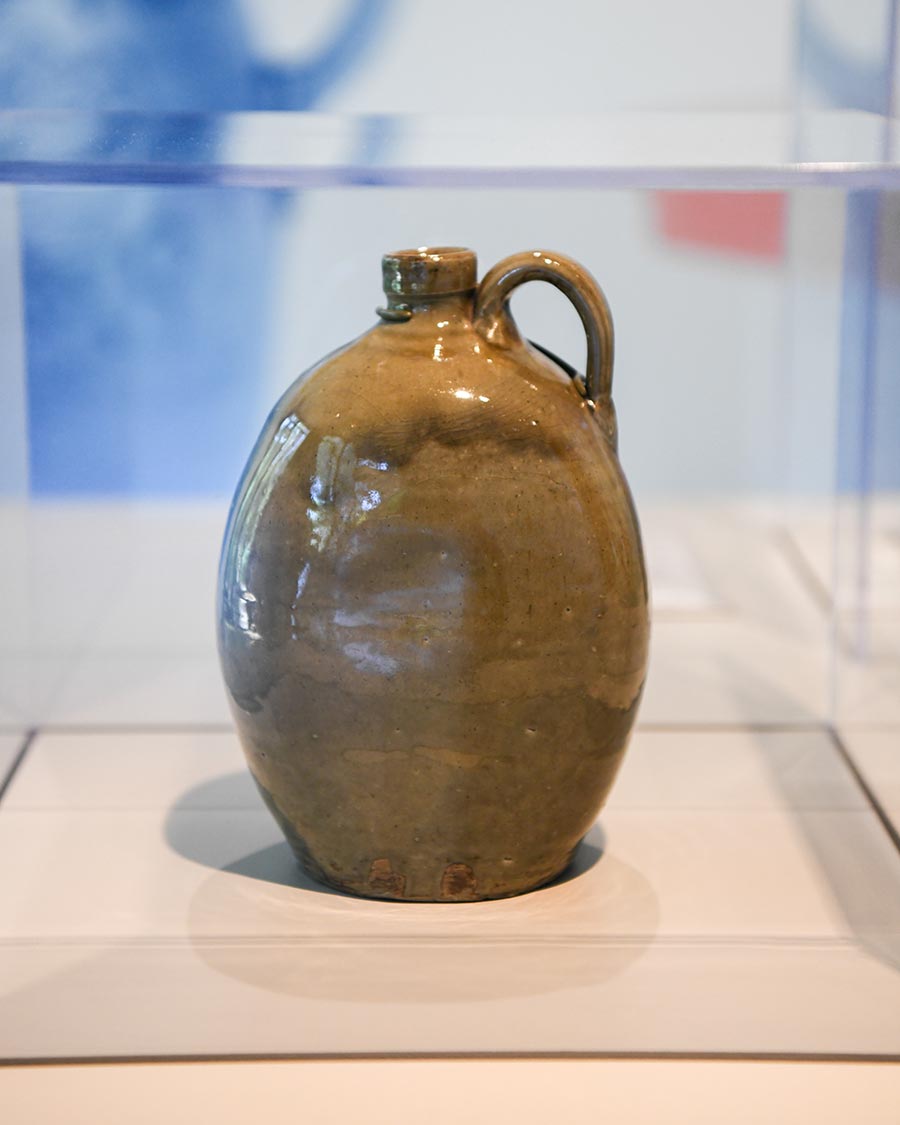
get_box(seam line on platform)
[1,1050,899,1067]
[0,729,37,807]
[828,726,900,854]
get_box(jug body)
[218,247,649,900]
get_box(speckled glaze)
[217,247,649,901]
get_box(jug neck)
[380,290,474,324]
[378,247,476,324]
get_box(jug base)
[292,851,576,903]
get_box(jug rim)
[382,246,477,298]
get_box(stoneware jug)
[217,246,649,901]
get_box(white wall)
[248,0,795,113]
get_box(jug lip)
[382,246,477,298]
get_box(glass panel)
[2,109,900,190]
[0,0,897,1062]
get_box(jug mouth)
[382,246,477,298]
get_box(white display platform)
[1,724,898,1060]
[4,1059,900,1125]
[0,502,897,1061]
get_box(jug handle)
[473,250,617,447]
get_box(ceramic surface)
[218,247,649,900]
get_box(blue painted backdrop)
[1,0,390,495]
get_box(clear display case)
[0,0,898,1065]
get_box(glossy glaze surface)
[218,247,649,900]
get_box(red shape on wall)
[656,191,786,261]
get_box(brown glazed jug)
[217,247,649,901]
